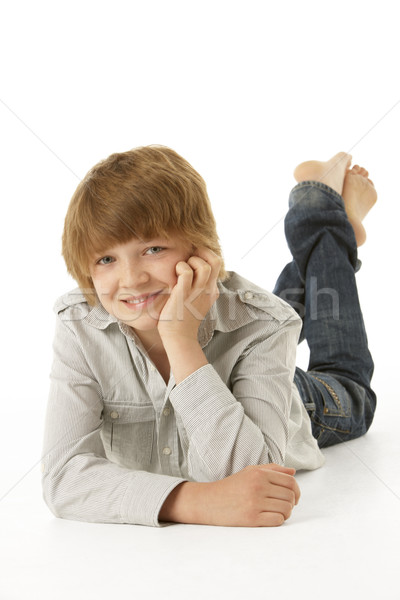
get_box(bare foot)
[293,152,352,195]
[341,165,377,246]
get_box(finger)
[256,501,295,527]
[175,261,194,295]
[256,512,285,527]
[187,257,219,306]
[175,261,194,279]
[192,247,222,280]
[293,479,301,504]
[267,483,296,507]
[258,463,296,475]
[186,256,212,287]
[261,499,294,521]
[260,469,301,504]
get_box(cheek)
[156,259,179,286]
[90,275,114,300]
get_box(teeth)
[125,292,157,304]
[126,298,147,304]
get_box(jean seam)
[310,415,351,435]
[309,373,350,417]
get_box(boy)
[42,146,377,527]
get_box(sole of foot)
[293,152,352,196]
[341,165,377,246]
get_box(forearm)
[162,336,208,384]
[159,464,300,527]
[158,480,211,524]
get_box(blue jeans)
[274,181,376,448]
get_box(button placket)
[158,396,180,475]
[109,410,119,452]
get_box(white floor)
[1,392,399,600]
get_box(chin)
[122,316,160,331]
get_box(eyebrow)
[92,237,171,257]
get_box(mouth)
[120,290,163,310]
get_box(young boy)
[42,146,377,527]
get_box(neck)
[134,327,165,355]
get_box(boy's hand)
[157,247,221,341]
[203,464,300,527]
[159,464,301,527]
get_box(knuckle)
[243,465,256,475]
[248,468,267,492]
[178,260,191,271]
[248,466,264,481]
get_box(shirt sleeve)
[41,316,186,527]
[168,319,300,481]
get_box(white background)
[1,1,399,598]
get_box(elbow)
[41,473,65,519]
[41,465,80,521]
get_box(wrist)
[158,325,199,344]
[161,337,208,384]
[159,481,213,524]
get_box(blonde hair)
[62,145,227,305]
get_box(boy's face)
[89,235,193,335]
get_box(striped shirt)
[41,272,324,527]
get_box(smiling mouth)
[121,290,163,308]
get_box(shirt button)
[244,291,254,300]
[162,447,172,456]
[163,407,171,416]
[110,411,119,420]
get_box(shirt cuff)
[120,471,187,527]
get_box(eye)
[97,256,115,265]
[145,246,164,255]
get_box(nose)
[119,258,150,289]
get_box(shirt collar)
[84,302,118,329]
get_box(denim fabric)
[274,181,376,448]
